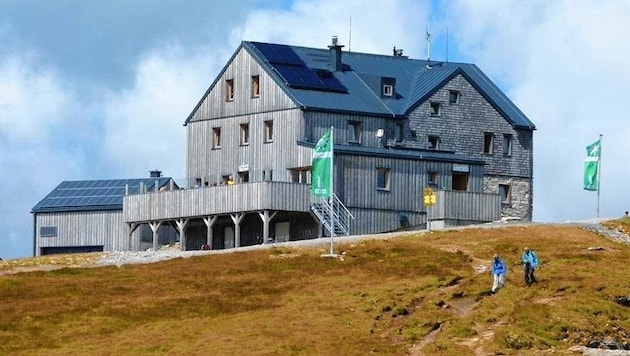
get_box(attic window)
[226,79,234,101]
[430,102,441,116]
[251,75,260,98]
[483,132,493,154]
[381,77,395,97]
[449,90,460,104]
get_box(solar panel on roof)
[254,42,304,66]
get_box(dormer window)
[381,77,395,97]
[430,102,441,116]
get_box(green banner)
[583,139,601,191]
[311,130,332,198]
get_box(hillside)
[1,220,629,355]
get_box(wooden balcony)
[123,181,312,223]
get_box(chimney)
[328,35,344,72]
[149,169,162,178]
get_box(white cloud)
[101,43,231,180]
[445,0,630,220]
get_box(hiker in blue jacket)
[521,247,539,285]
[491,254,507,293]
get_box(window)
[264,120,274,142]
[238,171,249,183]
[428,171,438,186]
[452,172,469,191]
[503,134,513,156]
[347,121,362,144]
[383,84,393,97]
[483,132,494,154]
[289,168,310,183]
[251,75,260,98]
[263,169,273,181]
[428,135,440,149]
[240,123,249,145]
[430,102,441,116]
[376,168,390,191]
[499,184,511,205]
[381,77,395,97]
[394,123,404,143]
[449,90,460,104]
[40,226,57,237]
[225,79,234,101]
[212,127,221,149]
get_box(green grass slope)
[1,221,629,355]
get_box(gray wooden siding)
[432,190,501,222]
[187,47,297,123]
[187,108,313,186]
[348,208,425,235]
[123,181,311,223]
[35,211,131,256]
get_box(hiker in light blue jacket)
[491,254,507,293]
[521,247,539,285]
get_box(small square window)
[289,168,310,183]
[347,121,362,144]
[264,120,273,142]
[225,79,234,101]
[251,75,260,98]
[483,132,493,154]
[499,184,511,205]
[428,135,440,149]
[213,127,221,149]
[376,168,390,191]
[240,123,249,145]
[503,134,513,156]
[449,90,460,104]
[383,84,393,97]
[430,102,441,116]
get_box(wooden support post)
[175,218,189,251]
[257,210,277,244]
[230,213,244,248]
[203,216,218,249]
[149,221,162,251]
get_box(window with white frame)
[289,168,310,183]
[376,168,390,191]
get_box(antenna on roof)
[426,26,432,68]
[348,16,352,52]
[445,26,449,62]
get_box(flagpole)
[329,126,335,256]
[597,134,602,218]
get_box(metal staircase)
[310,193,354,236]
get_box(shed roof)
[32,177,172,213]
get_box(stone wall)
[484,175,532,220]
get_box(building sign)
[453,164,469,173]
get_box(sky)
[1,0,629,259]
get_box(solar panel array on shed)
[251,42,347,93]
[32,178,171,213]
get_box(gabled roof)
[242,41,533,129]
[32,177,172,213]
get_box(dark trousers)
[524,262,536,285]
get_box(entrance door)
[275,222,290,243]
[224,226,234,249]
